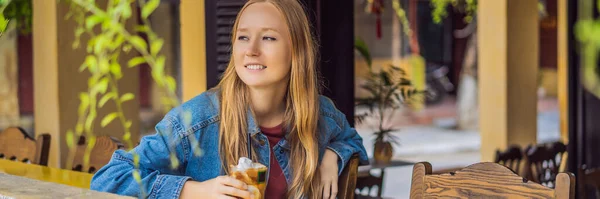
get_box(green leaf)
[75,124,84,135]
[84,112,96,133]
[165,76,176,93]
[111,35,125,51]
[155,55,165,73]
[120,93,135,102]
[151,39,164,56]
[380,72,392,86]
[129,36,147,51]
[87,136,96,150]
[110,62,122,79]
[122,3,132,19]
[354,37,372,67]
[125,121,132,129]
[66,130,74,149]
[99,59,110,73]
[101,112,118,127]
[128,56,146,68]
[135,25,148,33]
[99,93,116,108]
[123,132,131,142]
[133,154,140,166]
[170,153,179,169]
[85,15,104,30]
[95,77,109,94]
[132,170,142,183]
[142,0,160,19]
[84,55,98,73]
[78,93,90,116]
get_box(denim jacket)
[91,89,369,198]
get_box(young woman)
[91,0,368,198]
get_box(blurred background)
[0,0,599,198]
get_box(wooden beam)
[557,0,568,143]
[33,0,60,168]
[478,0,539,161]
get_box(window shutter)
[205,0,245,88]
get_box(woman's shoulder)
[163,89,221,133]
[317,95,346,127]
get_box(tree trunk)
[456,31,479,130]
[0,23,20,130]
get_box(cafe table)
[0,159,132,198]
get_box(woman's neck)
[249,85,287,128]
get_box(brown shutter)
[205,0,245,88]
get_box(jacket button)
[259,139,266,146]
[279,150,284,154]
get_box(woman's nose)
[245,41,260,57]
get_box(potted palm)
[354,37,422,164]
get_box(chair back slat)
[72,136,124,173]
[0,127,51,165]
[410,162,575,199]
[338,154,360,199]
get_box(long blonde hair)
[216,0,321,198]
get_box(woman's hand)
[180,176,253,199]
[320,149,339,199]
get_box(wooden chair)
[525,141,568,188]
[72,135,124,173]
[338,154,360,199]
[0,127,51,166]
[495,145,524,175]
[579,165,600,199]
[410,162,575,199]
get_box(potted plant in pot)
[354,37,422,164]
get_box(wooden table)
[0,159,92,188]
[0,159,132,198]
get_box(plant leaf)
[101,112,118,127]
[99,93,116,108]
[84,55,97,73]
[165,76,176,92]
[78,93,90,116]
[66,130,74,149]
[129,36,147,51]
[120,93,135,102]
[151,38,164,56]
[128,56,146,68]
[142,0,160,19]
[354,37,372,67]
[85,15,104,30]
[110,62,122,79]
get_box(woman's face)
[233,2,292,89]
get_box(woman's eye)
[238,36,249,41]
[263,36,277,41]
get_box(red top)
[259,124,288,199]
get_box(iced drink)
[230,157,267,199]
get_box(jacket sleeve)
[325,107,370,175]
[91,114,191,199]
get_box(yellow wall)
[180,0,207,102]
[478,0,539,161]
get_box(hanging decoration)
[365,0,384,39]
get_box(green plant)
[0,0,32,36]
[64,0,199,196]
[430,0,546,24]
[354,37,422,145]
[575,0,600,99]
